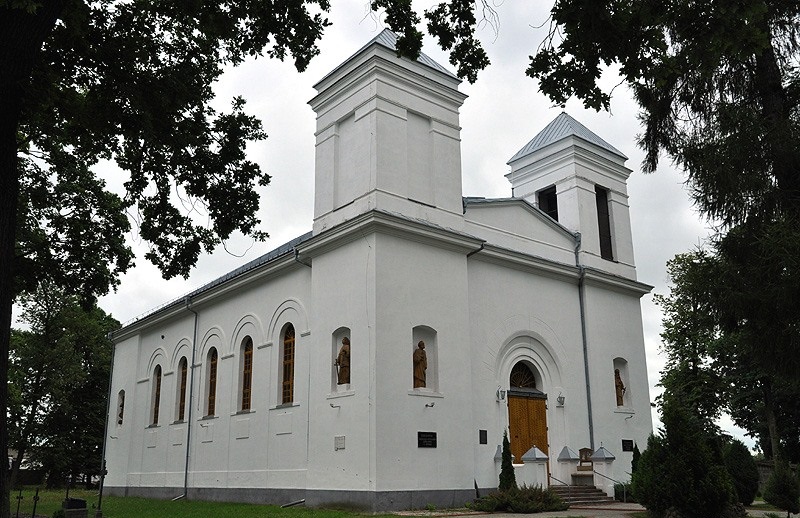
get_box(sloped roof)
[508,112,627,164]
[316,28,458,86]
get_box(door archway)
[507,361,549,464]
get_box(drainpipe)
[574,233,595,449]
[97,331,115,516]
[181,296,200,500]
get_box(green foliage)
[763,458,800,515]
[8,283,118,485]
[614,483,635,503]
[51,509,65,518]
[472,485,568,514]
[498,430,516,492]
[722,439,760,505]
[631,402,735,518]
[631,443,641,474]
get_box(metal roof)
[120,231,313,328]
[316,28,458,86]
[507,112,627,164]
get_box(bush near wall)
[472,485,568,513]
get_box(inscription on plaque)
[417,431,437,448]
[479,429,488,445]
[621,439,634,452]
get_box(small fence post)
[31,488,40,518]
[14,489,23,518]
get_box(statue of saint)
[335,337,351,385]
[413,340,427,388]
[614,368,626,406]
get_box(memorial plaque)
[621,439,634,452]
[418,431,437,448]
[479,429,488,444]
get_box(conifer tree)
[498,430,516,492]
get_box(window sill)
[328,389,355,399]
[407,389,444,398]
[146,424,160,429]
[170,420,186,426]
[614,407,635,415]
[271,403,300,410]
[232,410,255,416]
[199,415,218,421]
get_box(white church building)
[105,30,653,510]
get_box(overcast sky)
[85,1,752,448]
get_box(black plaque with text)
[418,431,437,448]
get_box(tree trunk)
[754,24,800,217]
[0,4,65,518]
[761,378,781,459]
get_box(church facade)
[104,30,653,510]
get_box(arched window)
[117,390,125,426]
[241,338,253,411]
[177,357,188,421]
[207,348,218,416]
[510,362,537,389]
[152,365,162,425]
[282,324,295,404]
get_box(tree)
[8,284,117,488]
[763,457,800,517]
[631,401,735,518]
[722,439,760,506]
[654,251,727,431]
[0,1,336,515]
[498,430,516,492]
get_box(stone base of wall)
[104,486,484,511]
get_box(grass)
[11,488,397,518]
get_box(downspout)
[96,331,115,515]
[575,233,595,449]
[181,296,199,500]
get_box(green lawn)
[12,488,397,518]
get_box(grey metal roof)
[590,446,616,461]
[316,28,458,86]
[120,231,313,328]
[507,112,627,164]
[557,446,580,461]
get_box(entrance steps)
[549,485,616,505]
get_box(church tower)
[308,30,468,234]
[506,113,637,279]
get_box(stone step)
[549,485,615,505]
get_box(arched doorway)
[507,362,549,464]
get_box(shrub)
[615,482,635,502]
[722,439,759,505]
[498,430,517,491]
[472,485,568,513]
[763,457,800,516]
[52,510,66,518]
[632,442,641,474]
[631,401,735,518]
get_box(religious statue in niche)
[335,337,351,385]
[614,368,626,406]
[413,340,427,388]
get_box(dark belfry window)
[595,185,613,260]
[537,186,558,221]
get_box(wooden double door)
[507,390,549,463]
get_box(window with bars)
[282,324,295,404]
[241,338,253,411]
[207,348,218,416]
[177,357,188,421]
[152,365,162,425]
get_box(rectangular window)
[207,349,218,416]
[595,185,613,260]
[537,186,558,221]
[282,326,296,404]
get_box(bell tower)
[308,30,467,234]
[506,113,637,278]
